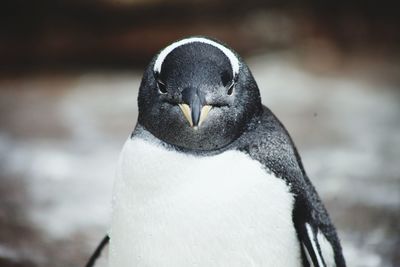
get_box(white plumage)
[109,135,301,267]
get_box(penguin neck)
[133,108,263,156]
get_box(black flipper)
[85,235,110,267]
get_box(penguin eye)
[227,81,235,96]
[221,70,231,87]
[157,79,167,94]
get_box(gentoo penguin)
[85,36,346,267]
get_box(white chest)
[109,137,301,267]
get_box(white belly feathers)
[109,136,301,267]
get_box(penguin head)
[137,36,262,151]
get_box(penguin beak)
[178,104,212,128]
[179,87,212,129]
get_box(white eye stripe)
[153,37,240,77]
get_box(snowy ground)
[0,54,399,267]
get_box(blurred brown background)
[0,1,399,267]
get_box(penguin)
[85,36,346,267]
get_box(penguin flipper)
[85,235,109,267]
[297,221,331,267]
[238,106,345,266]
[292,187,346,267]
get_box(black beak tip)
[191,101,201,127]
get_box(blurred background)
[0,0,399,266]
